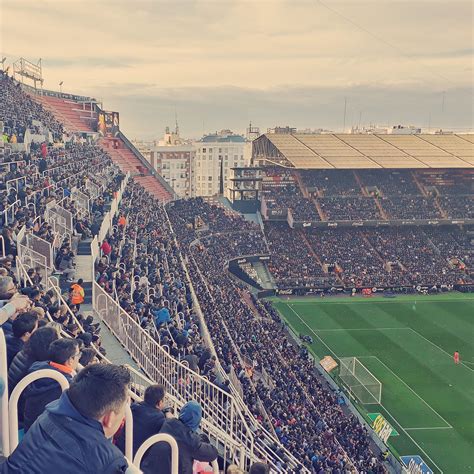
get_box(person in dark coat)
[5,312,38,367]
[1,363,131,474]
[140,400,218,474]
[116,384,167,456]
[23,338,80,431]
[8,326,59,394]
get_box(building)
[194,130,251,197]
[149,126,195,198]
[131,139,155,163]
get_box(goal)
[339,357,382,404]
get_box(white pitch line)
[357,356,453,428]
[404,427,453,431]
[285,304,447,473]
[408,328,474,373]
[315,327,408,332]
[286,304,338,359]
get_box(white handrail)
[0,235,5,258]
[0,329,10,456]
[8,369,70,453]
[133,433,179,474]
[124,403,134,462]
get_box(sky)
[1,0,473,139]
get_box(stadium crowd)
[1,71,64,143]
[264,224,472,289]
[260,168,472,222]
[167,198,385,472]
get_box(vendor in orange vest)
[69,279,85,310]
[118,215,126,227]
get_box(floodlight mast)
[13,57,44,92]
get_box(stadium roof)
[252,133,474,169]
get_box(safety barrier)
[1,199,20,226]
[8,369,70,453]
[92,280,257,469]
[71,187,90,218]
[0,329,9,456]
[133,433,180,473]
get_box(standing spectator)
[101,239,112,256]
[116,384,168,456]
[1,364,131,473]
[5,312,38,367]
[141,400,218,474]
[69,279,85,310]
[23,338,81,431]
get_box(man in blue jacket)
[1,363,131,474]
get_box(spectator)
[141,400,218,474]
[249,463,270,474]
[23,338,81,431]
[5,312,38,367]
[0,294,31,327]
[116,384,168,456]
[78,347,97,367]
[8,326,60,393]
[1,364,131,473]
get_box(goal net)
[339,357,382,404]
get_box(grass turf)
[271,294,474,474]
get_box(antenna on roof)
[175,108,179,136]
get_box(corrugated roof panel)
[262,133,473,169]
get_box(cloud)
[1,0,472,139]
[102,83,473,139]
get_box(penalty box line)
[285,304,447,474]
[285,305,453,429]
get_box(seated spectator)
[249,463,270,474]
[1,364,131,473]
[23,338,81,431]
[78,347,97,367]
[8,326,60,394]
[153,301,171,327]
[6,312,38,367]
[0,294,31,328]
[116,384,168,456]
[141,400,218,474]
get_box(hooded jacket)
[140,401,217,474]
[0,391,128,474]
[115,401,166,457]
[23,360,74,431]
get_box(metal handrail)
[0,329,10,455]
[8,369,70,453]
[133,433,179,474]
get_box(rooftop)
[252,133,474,169]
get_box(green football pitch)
[271,293,474,474]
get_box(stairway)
[374,197,388,219]
[313,197,327,221]
[59,280,93,305]
[353,170,369,196]
[99,138,146,175]
[34,95,96,133]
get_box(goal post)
[339,357,382,404]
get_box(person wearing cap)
[140,400,218,474]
